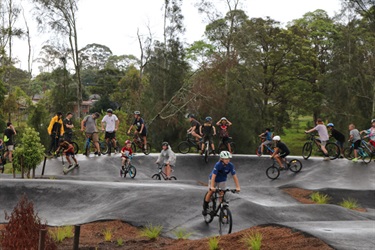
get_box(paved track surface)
[1,153,374,249]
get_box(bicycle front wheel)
[302,142,312,160]
[289,159,302,173]
[178,141,191,154]
[100,141,108,155]
[204,148,209,163]
[203,192,216,224]
[344,147,354,160]
[361,146,373,164]
[219,207,232,235]
[266,166,280,180]
[128,165,137,178]
[326,142,339,160]
[151,174,161,180]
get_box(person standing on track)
[155,142,176,180]
[348,124,361,162]
[200,116,216,155]
[47,112,64,155]
[63,112,74,142]
[3,122,16,163]
[216,117,233,153]
[127,111,147,151]
[327,123,345,158]
[81,112,101,156]
[101,108,119,156]
[202,151,240,216]
[305,118,330,161]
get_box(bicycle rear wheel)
[151,174,161,180]
[266,166,280,180]
[344,147,354,160]
[71,142,79,154]
[128,165,137,178]
[289,159,302,173]
[203,192,216,224]
[326,142,339,160]
[178,141,190,154]
[100,141,108,155]
[219,207,232,235]
[143,143,151,155]
[170,176,177,180]
[302,142,312,160]
[204,147,209,163]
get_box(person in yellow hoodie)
[47,112,64,155]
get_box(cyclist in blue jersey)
[202,151,240,215]
[258,128,272,156]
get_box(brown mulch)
[0,220,333,250]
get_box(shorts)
[279,152,289,158]
[86,132,99,143]
[320,140,327,147]
[65,151,75,156]
[336,141,344,149]
[353,140,361,149]
[137,130,147,137]
[369,140,375,148]
[6,145,14,151]
[105,131,116,140]
[208,179,226,189]
[221,137,230,144]
[64,132,73,142]
[203,135,213,144]
[261,140,272,147]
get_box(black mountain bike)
[178,133,200,154]
[83,134,108,156]
[151,164,177,180]
[120,160,137,178]
[203,188,237,235]
[266,158,303,180]
[302,133,339,160]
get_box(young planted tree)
[13,127,45,178]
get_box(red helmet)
[125,140,131,144]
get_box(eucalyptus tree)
[32,0,83,117]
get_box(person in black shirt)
[327,123,345,158]
[63,112,74,142]
[270,135,290,169]
[3,122,17,163]
[200,116,216,154]
[187,114,202,142]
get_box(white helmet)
[220,151,232,159]
[272,135,281,141]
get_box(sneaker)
[352,158,358,162]
[108,152,111,156]
[98,152,101,156]
[68,164,73,168]
[323,157,330,161]
[74,164,79,168]
[202,209,208,216]
[339,155,344,159]
[94,151,98,155]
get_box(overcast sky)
[12,0,342,75]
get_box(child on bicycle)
[216,117,233,153]
[121,140,133,170]
[187,114,202,142]
[200,116,216,155]
[360,119,375,150]
[55,139,79,169]
[270,136,290,169]
[349,124,361,162]
[258,128,273,156]
[155,142,176,180]
[327,123,345,158]
[305,118,330,160]
[202,151,240,216]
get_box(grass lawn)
[282,116,314,156]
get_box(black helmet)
[188,114,196,119]
[107,108,113,113]
[94,112,100,117]
[162,142,169,147]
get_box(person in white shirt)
[305,118,330,160]
[101,108,119,155]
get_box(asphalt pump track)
[0,153,374,249]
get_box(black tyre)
[219,207,233,235]
[360,146,373,164]
[71,142,79,154]
[203,192,216,224]
[344,147,354,160]
[204,147,209,163]
[100,141,108,155]
[326,142,339,160]
[120,169,124,177]
[289,159,302,173]
[131,143,137,153]
[302,142,312,160]
[143,143,151,155]
[85,141,90,156]
[151,174,161,180]
[178,141,191,154]
[266,166,280,180]
[229,142,235,154]
[170,176,177,180]
[128,165,137,178]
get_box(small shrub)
[139,224,163,240]
[339,198,359,209]
[242,231,263,250]
[50,226,74,243]
[103,228,112,242]
[174,228,192,239]
[310,192,331,204]
[117,238,124,246]
[1,194,56,249]
[208,236,220,250]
